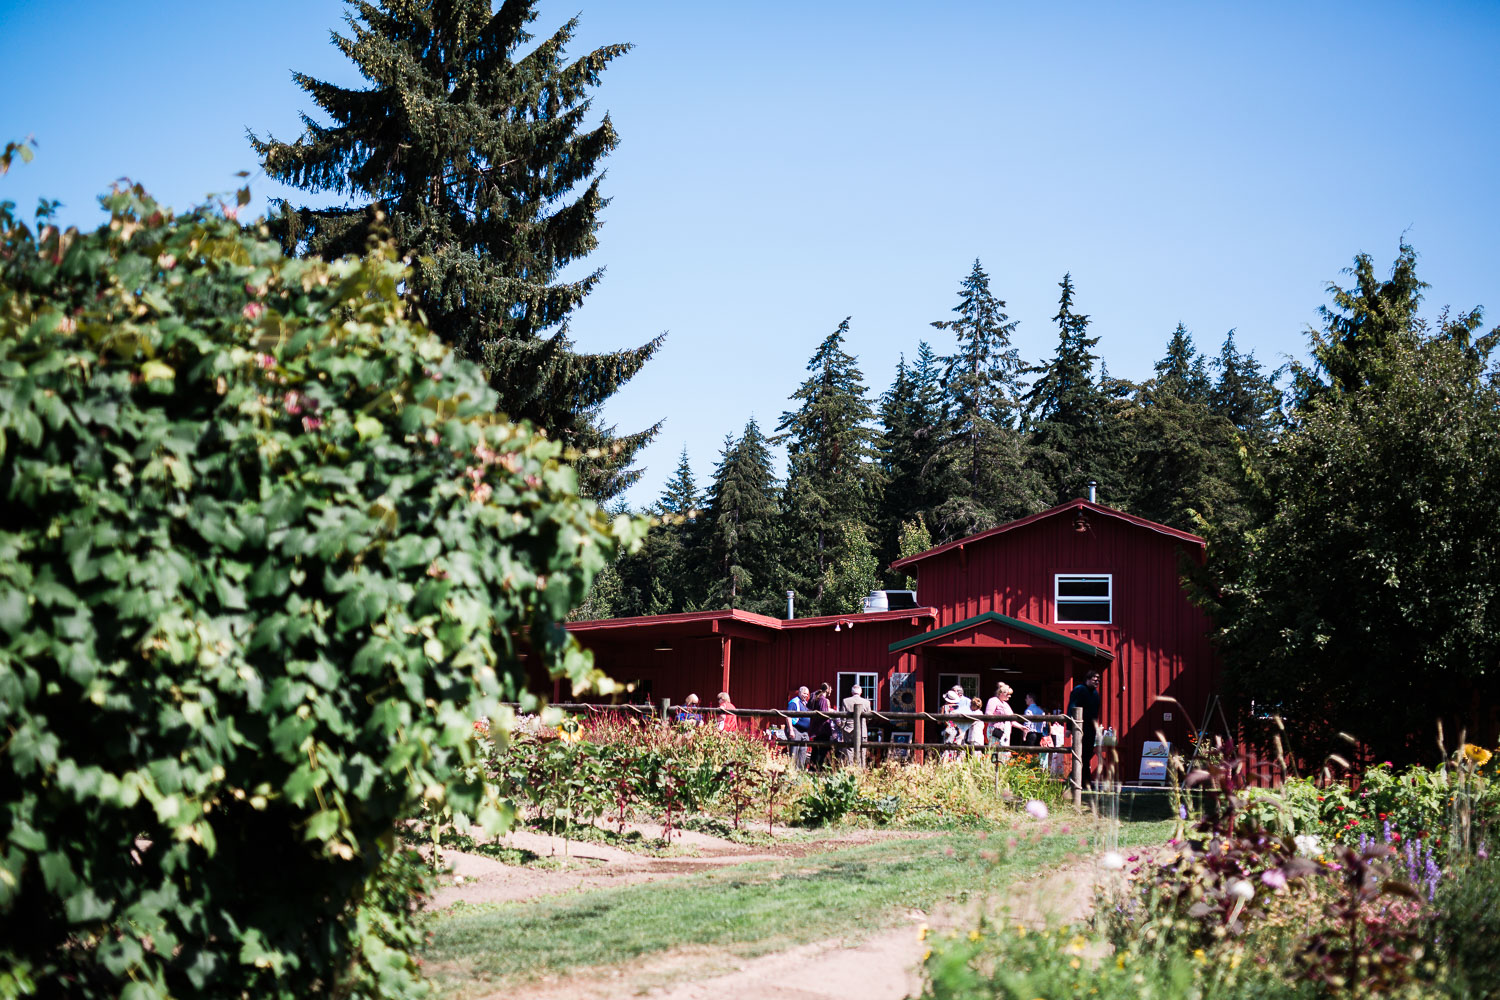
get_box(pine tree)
[659,447,700,515]
[775,319,879,615]
[932,260,1025,481]
[1210,329,1281,438]
[1153,323,1212,404]
[249,0,659,498]
[704,420,782,613]
[1023,273,1123,502]
[1124,328,1246,531]
[874,342,950,576]
[1296,243,1426,404]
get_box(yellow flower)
[1069,958,1081,970]
[1463,744,1492,765]
[1116,953,1127,970]
[922,948,932,962]
[1193,949,1206,963]
[917,924,929,941]
[1067,935,1088,955]
[1230,953,1243,970]
[968,930,981,942]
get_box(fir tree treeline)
[586,259,1281,620]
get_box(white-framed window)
[1054,574,1112,624]
[936,672,981,704]
[837,671,880,710]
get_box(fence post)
[661,698,671,730]
[853,703,864,768]
[1071,706,1084,808]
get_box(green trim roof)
[887,611,1114,660]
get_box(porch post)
[719,636,732,695]
[914,651,927,764]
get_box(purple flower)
[1261,868,1288,890]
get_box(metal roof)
[889,498,1204,572]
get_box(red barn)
[566,498,1217,773]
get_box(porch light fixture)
[1072,510,1089,533]
[654,644,673,651]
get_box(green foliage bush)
[1435,856,1500,1000]
[1238,753,1500,863]
[0,187,635,999]
[799,771,862,827]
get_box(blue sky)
[3,1,1497,508]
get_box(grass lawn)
[422,818,1176,995]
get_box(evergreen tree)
[659,446,700,515]
[1126,330,1246,531]
[250,0,660,498]
[1153,323,1212,404]
[933,259,1025,470]
[775,319,879,616]
[1023,274,1123,502]
[874,343,950,576]
[1210,329,1282,438]
[1295,243,1426,405]
[927,260,1046,530]
[703,420,782,613]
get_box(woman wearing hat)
[940,687,967,763]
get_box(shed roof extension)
[565,606,937,641]
[889,498,1204,572]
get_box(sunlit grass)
[422,817,1176,996]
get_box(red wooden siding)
[898,500,1218,771]
[568,610,934,722]
[567,499,1221,780]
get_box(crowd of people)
[667,669,1104,782]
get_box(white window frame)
[1054,573,1113,625]
[837,671,880,710]
[936,672,981,704]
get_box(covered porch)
[887,612,1114,746]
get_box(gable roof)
[887,610,1114,660]
[889,498,1204,572]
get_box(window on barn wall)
[1054,574,1112,624]
[837,672,880,710]
[936,673,980,702]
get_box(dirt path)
[428,816,1134,1000]
[463,862,1110,1000]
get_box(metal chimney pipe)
[1087,479,1098,504]
[786,590,795,620]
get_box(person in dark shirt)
[809,683,835,770]
[1067,669,1103,788]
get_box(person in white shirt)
[985,683,1028,759]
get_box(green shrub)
[0,186,636,999]
[1436,855,1500,999]
[799,771,862,827]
